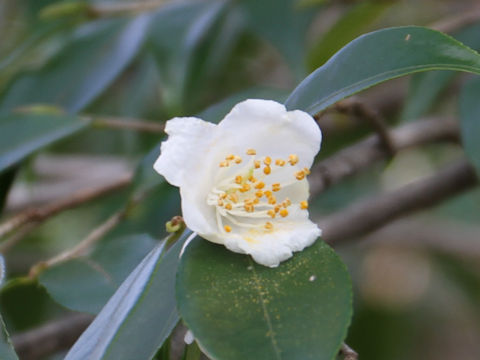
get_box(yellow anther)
[264,166,271,175]
[267,210,276,218]
[219,193,227,200]
[303,167,311,175]
[254,160,261,169]
[272,183,281,192]
[279,208,289,217]
[254,181,265,189]
[244,204,254,212]
[239,183,251,193]
[248,175,257,183]
[300,200,308,210]
[255,190,264,198]
[282,198,291,207]
[274,204,281,213]
[264,156,272,166]
[226,154,235,161]
[217,199,224,207]
[228,193,238,203]
[268,196,277,205]
[295,170,305,181]
[246,149,256,155]
[235,175,243,184]
[288,154,299,166]
[224,225,232,232]
[225,203,233,210]
[264,190,273,198]
[264,222,274,230]
[275,159,286,166]
[234,156,242,164]
[219,161,229,167]
[253,197,259,204]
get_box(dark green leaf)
[307,1,390,70]
[460,77,480,177]
[65,230,191,360]
[0,168,17,214]
[177,238,352,360]
[39,234,157,314]
[0,16,151,113]
[285,26,480,115]
[0,113,88,174]
[0,314,17,360]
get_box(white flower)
[154,99,322,267]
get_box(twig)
[309,117,458,197]
[340,343,358,360]
[89,116,165,133]
[0,176,132,246]
[431,6,480,34]
[320,159,478,245]
[11,313,94,360]
[333,97,396,156]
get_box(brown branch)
[340,342,358,360]
[12,313,94,360]
[320,159,478,245]
[0,175,132,249]
[310,117,459,197]
[90,116,165,134]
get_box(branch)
[320,159,478,245]
[340,343,358,360]
[310,117,458,197]
[0,175,131,249]
[12,313,94,360]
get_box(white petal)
[153,117,216,187]
[216,99,322,169]
[223,220,321,267]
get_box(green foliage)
[0,315,17,360]
[460,77,480,177]
[176,237,352,360]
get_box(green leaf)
[0,314,18,360]
[0,168,16,214]
[307,1,390,70]
[0,16,151,113]
[0,113,88,174]
[285,26,480,115]
[176,238,352,360]
[65,230,191,360]
[39,234,157,314]
[401,23,480,121]
[460,77,480,177]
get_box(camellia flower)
[154,99,322,267]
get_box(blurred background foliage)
[1,0,480,359]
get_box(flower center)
[206,148,310,237]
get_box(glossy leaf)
[65,230,191,360]
[0,113,88,174]
[0,314,17,360]
[40,234,157,314]
[460,77,480,177]
[285,26,480,115]
[177,238,352,360]
[0,15,151,113]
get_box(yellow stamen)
[253,197,259,204]
[274,204,281,213]
[255,190,264,198]
[235,175,243,184]
[234,155,242,164]
[228,193,238,203]
[264,166,271,175]
[282,198,291,207]
[288,154,299,166]
[224,225,232,232]
[226,154,235,161]
[244,204,254,212]
[264,190,273,198]
[254,181,265,189]
[225,203,233,210]
[279,208,289,217]
[272,183,281,192]
[246,149,256,155]
[264,222,273,230]
[254,160,261,169]
[239,183,251,193]
[217,199,224,206]
[219,161,229,167]
[268,196,277,205]
[264,156,272,166]
[219,193,227,199]
[248,175,257,183]
[295,170,305,181]
[303,167,311,175]
[267,210,276,218]
[300,200,308,210]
